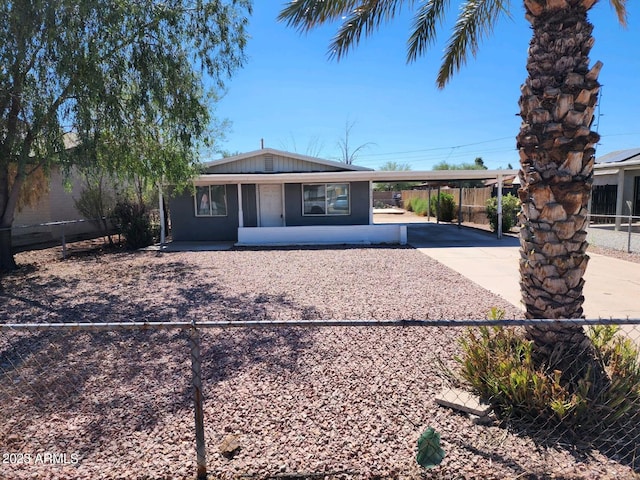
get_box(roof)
[595,148,640,164]
[202,148,373,173]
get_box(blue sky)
[213,2,640,170]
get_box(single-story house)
[167,148,520,245]
[592,148,640,227]
[168,148,408,245]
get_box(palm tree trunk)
[517,1,601,361]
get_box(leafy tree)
[279,0,627,403]
[433,159,488,186]
[375,161,417,191]
[0,0,251,271]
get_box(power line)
[356,136,514,158]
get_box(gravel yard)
[0,243,638,479]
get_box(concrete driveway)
[407,223,640,320]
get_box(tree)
[279,1,627,380]
[336,119,375,164]
[0,0,251,272]
[375,161,417,192]
[433,158,487,186]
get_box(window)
[302,183,350,215]
[195,185,227,216]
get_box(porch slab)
[236,225,407,247]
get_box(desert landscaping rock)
[0,242,636,479]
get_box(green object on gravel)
[416,427,445,469]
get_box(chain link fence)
[1,318,639,479]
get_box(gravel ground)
[0,242,638,479]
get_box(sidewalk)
[407,223,640,319]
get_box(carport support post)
[436,186,441,224]
[497,174,503,240]
[457,182,463,228]
[427,187,431,222]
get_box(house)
[592,148,640,227]
[168,148,408,245]
[12,165,106,248]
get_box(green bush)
[113,199,154,249]
[486,193,521,233]
[429,192,456,222]
[405,197,414,212]
[413,198,429,216]
[457,321,640,428]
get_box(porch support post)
[615,169,624,231]
[497,174,503,240]
[369,181,374,225]
[237,183,244,228]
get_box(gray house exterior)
[169,149,405,245]
[592,148,640,228]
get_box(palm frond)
[277,0,358,32]
[608,0,627,26]
[436,0,508,88]
[329,1,413,60]
[407,0,452,64]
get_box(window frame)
[194,185,228,217]
[302,183,350,216]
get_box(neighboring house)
[12,166,105,248]
[169,148,408,245]
[592,148,640,227]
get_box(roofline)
[202,148,374,172]
[193,169,520,186]
[594,157,640,170]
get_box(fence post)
[190,320,207,480]
[61,224,67,259]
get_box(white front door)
[259,184,284,227]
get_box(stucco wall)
[284,181,370,226]
[169,184,239,241]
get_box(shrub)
[113,199,154,249]
[74,183,115,245]
[457,319,640,428]
[413,198,429,216]
[429,192,456,222]
[486,193,521,233]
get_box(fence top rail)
[589,213,640,220]
[0,217,112,232]
[1,318,640,331]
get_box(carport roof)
[193,169,520,185]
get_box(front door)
[259,184,284,227]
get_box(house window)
[195,185,227,216]
[302,183,350,215]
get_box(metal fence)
[5,218,115,256]
[587,213,640,253]
[1,318,639,479]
